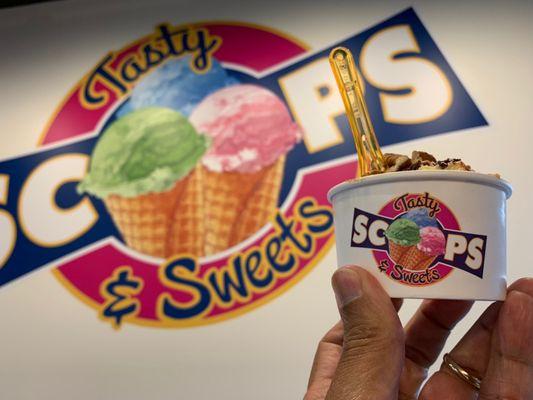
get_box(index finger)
[398,299,473,398]
[306,321,343,397]
[419,277,533,399]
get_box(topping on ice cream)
[417,226,446,256]
[385,219,420,246]
[380,151,473,173]
[383,153,412,171]
[78,107,210,198]
[190,84,301,173]
[419,158,472,171]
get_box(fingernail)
[332,266,363,308]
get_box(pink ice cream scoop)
[417,227,446,256]
[189,84,301,173]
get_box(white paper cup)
[327,170,512,300]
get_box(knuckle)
[344,321,404,351]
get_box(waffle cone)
[401,246,435,271]
[104,166,204,258]
[414,256,437,271]
[388,241,412,264]
[203,157,285,256]
[167,166,205,257]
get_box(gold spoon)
[329,47,385,177]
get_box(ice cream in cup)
[190,84,301,255]
[326,48,512,300]
[78,107,210,258]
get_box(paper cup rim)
[327,170,512,203]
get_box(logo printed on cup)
[350,192,487,286]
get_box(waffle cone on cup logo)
[401,246,436,271]
[388,242,413,265]
[78,107,210,258]
[190,84,301,256]
[385,218,420,265]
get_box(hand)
[304,265,533,400]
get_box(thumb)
[326,265,404,400]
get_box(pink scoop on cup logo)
[189,84,301,173]
[417,226,446,256]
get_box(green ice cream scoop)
[78,107,209,198]
[385,218,420,246]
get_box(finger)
[420,277,533,399]
[307,321,343,392]
[479,289,533,399]
[306,293,404,399]
[399,299,473,398]
[405,299,473,367]
[419,301,501,400]
[325,265,404,400]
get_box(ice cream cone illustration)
[78,107,210,258]
[190,84,301,255]
[402,226,446,271]
[385,219,420,264]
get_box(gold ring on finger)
[443,353,482,391]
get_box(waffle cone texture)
[388,241,412,265]
[104,158,284,258]
[400,245,436,271]
[203,156,285,256]
[104,166,204,258]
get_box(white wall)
[0,0,531,399]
